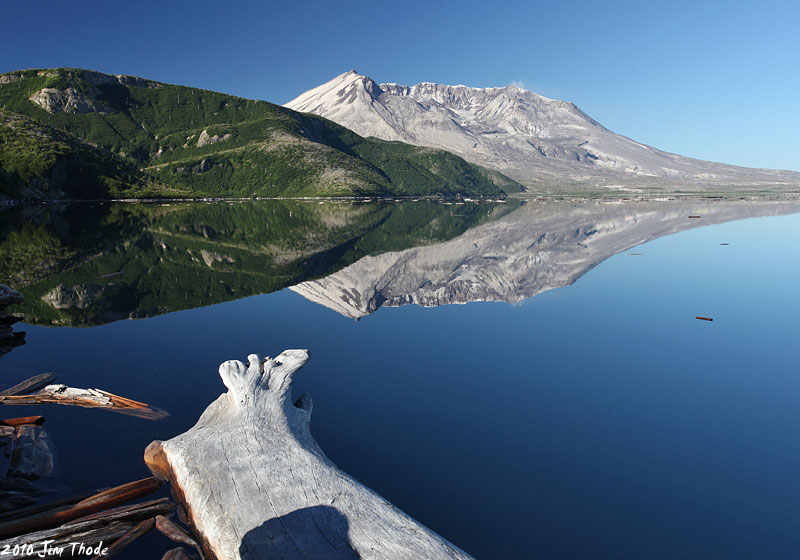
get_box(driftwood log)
[145,349,474,560]
[0,384,168,420]
[0,416,46,427]
[91,516,157,560]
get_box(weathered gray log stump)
[145,350,474,560]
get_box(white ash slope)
[286,71,800,189]
[290,200,800,319]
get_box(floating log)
[0,477,49,514]
[156,514,199,547]
[696,316,714,321]
[0,373,57,396]
[0,498,172,559]
[0,416,45,427]
[688,215,702,218]
[0,489,95,522]
[91,516,156,559]
[0,522,130,559]
[0,493,36,513]
[0,476,163,539]
[145,349,474,560]
[0,384,168,420]
[73,477,163,511]
[70,497,170,524]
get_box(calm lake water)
[2,198,800,559]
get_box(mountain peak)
[337,69,363,80]
[286,72,800,188]
[289,70,382,109]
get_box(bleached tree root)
[145,349,474,560]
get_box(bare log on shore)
[0,384,168,420]
[145,349,474,560]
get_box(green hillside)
[0,68,523,199]
[0,109,188,199]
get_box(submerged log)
[0,476,163,538]
[0,384,168,420]
[91,516,156,559]
[7,424,56,479]
[0,477,45,513]
[0,373,56,396]
[0,490,95,522]
[145,349,474,560]
[156,514,199,547]
[0,498,172,559]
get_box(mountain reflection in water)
[293,198,800,318]
[4,198,800,326]
[0,199,516,326]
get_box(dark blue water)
[2,208,800,559]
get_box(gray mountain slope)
[286,71,800,190]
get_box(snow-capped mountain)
[286,71,800,189]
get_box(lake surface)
[2,198,800,559]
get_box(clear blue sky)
[3,0,798,171]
